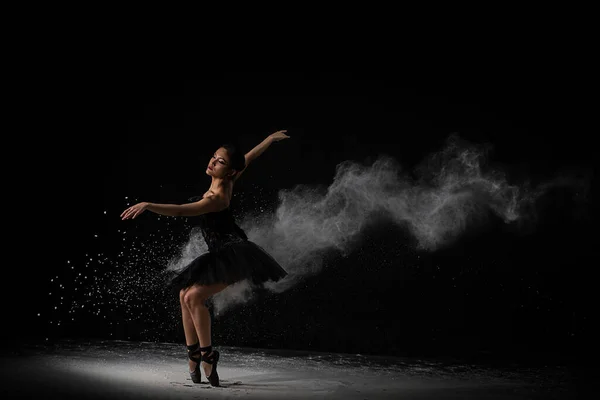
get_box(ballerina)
[121,130,290,386]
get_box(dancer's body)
[121,130,290,386]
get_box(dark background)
[6,72,596,366]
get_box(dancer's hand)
[121,202,149,220]
[269,130,290,142]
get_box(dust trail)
[197,134,587,314]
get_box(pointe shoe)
[186,342,202,384]
[200,345,220,387]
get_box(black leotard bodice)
[188,200,248,252]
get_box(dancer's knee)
[183,286,208,308]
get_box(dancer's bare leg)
[183,283,229,377]
[180,287,200,372]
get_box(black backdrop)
[6,72,595,365]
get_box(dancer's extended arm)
[121,195,228,220]
[234,130,290,182]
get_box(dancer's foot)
[200,345,220,387]
[201,351,214,376]
[186,342,202,383]
[189,357,200,373]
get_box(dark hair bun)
[221,142,246,172]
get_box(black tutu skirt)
[168,239,287,295]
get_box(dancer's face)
[206,147,234,179]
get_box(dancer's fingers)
[122,208,133,219]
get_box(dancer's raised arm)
[234,130,290,182]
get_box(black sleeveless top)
[188,197,248,252]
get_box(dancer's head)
[206,143,246,180]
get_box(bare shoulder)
[202,193,230,211]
